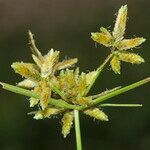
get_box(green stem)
[85,53,113,95]
[0,82,76,109]
[99,103,142,107]
[92,77,150,105]
[77,77,150,110]
[1,77,150,110]
[74,110,82,150]
[89,86,121,99]
[74,53,112,150]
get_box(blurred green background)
[0,0,149,150]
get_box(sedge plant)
[0,5,149,150]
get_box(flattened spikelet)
[29,108,62,120]
[41,49,60,78]
[116,38,146,50]
[32,54,42,68]
[118,52,145,64]
[86,71,97,86]
[113,5,127,40]
[62,111,73,138]
[77,73,87,96]
[40,81,51,110]
[11,62,40,80]
[110,56,121,74]
[56,58,78,70]
[84,108,108,121]
[75,97,92,106]
[17,79,38,89]
[91,32,112,47]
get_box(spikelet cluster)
[11,31,78,110]
[91,5,145,74]
[10,4,146,138]
[12,31,110,138]
[52,68,97,105]
[84,108,108,121]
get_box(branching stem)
[1,77,149,110]
[85,53,113,95]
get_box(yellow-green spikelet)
[61,111,74,138]
[84,108,109,121]
[118,52,145,64]
[110,56,121,74]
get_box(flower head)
[11,31,78,110]
[91,5,145,74]
[8,5,147,139]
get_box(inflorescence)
[4,5,147,138]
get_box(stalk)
[85,53,113,95]
[74,110,82,150]
[77,77,150,110]
[1,77,149,110]
[92,77,150,105]
[99,103,142,107]
[0,82,76,109]
[73,54,113,150]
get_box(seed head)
[61,111,74,138]
[84,108,109,121]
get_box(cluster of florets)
[12,31,109,138]
[11,5,145,138]
[91,5,145,74]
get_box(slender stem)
[89,86,121,99]
[73,53,112,150]
[0,82,76,109]
[92,77,150,105]
[76,77,150,110]
[99,103,142,107]
[1,77,150,110]
[74,110,82,150]
[51,84,66,100]
[85,53,113,95]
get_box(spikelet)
[75,97,92,106]
[113,5,127,40]
[118,52,145,64]
[28,30,43,61]
[43,108,62,118]
[40,81,51,110]
[61,111,74,138]
[29,108,62,120]
[56,58,78,70]
[32,54,42,68]
[116,38,146,50]
[110,56,121,74]
[59,69,76,91]
[11,62,40,81]
[29,86,41,107]
[17,79,38,89]
[86,71,97,86]
[91,32,112,47]
[41,49,60,78]
[77,73,87,96]
[84,108,108,121]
